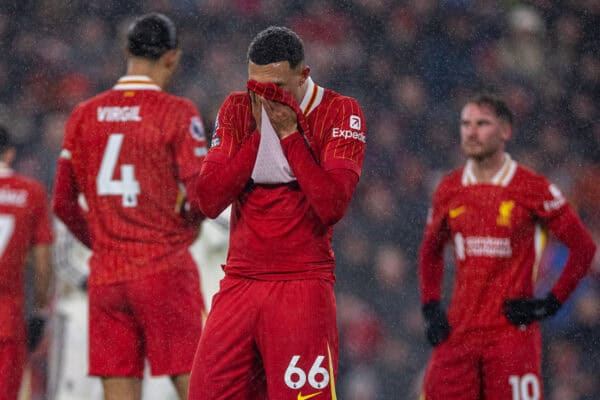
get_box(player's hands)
[422,301,451,346]
[261,98,298,139]
[503,292,561,326]
[249,90,262,133]
[27,314,46,352]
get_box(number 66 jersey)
[54,75,207,285]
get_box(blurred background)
[1,0,599,399]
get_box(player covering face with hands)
[418,94,596,400]
[188,26,366,399]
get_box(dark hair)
[469,94,514,125]
[127,13,178,60]
[247,26,304,68]
[0,125,13,154]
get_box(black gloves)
[27,315,46,352]
[422,301,451,346]
[503,293,562,326]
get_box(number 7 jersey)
[56,76,207,285]
[0,168,53,338]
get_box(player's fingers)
[261,97,274,114]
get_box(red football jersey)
[419,154,595,333]
[205,78,366,280]
[57,76,207,285]
[0,167,53,337]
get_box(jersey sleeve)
[320,96,366,177]
[173,99,208,183]
[280,132,359,226]
[528,176,569,220]
[203,94,247,165]
[31,183,53,245]
[527,175,597,302]
[53,104,92,248]
[418,179,452,304]
[191,94,259,218]
[61,103,83,155]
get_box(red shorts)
[0,338,26,400]
[88,263,203,378]
[189,276,339,399]
[422,324,543,400]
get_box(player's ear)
[299,65,310,86]
[501,122,512,142]
[2,147,16,165]
[162,49,181,70]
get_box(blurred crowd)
[1,0,598,399]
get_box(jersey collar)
[113,75,161,91]
[462,153,517,187]
[299,77,324,116]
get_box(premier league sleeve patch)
[190,116,206,141]
[210,117,221,148]
[210,136,221,148]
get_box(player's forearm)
[179,176,207,226]
[52,161,92,248]
[193,132,259,218]
[281,132,357,226]
[418,233,447,303]
[32,244,52,310]
[547,208,597,303]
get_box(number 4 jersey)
[0,166,53,338]
[54,76,207,285]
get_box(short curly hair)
[247,26,304,68]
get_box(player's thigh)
[129,266,204,376]
[483,326,543,400]
[422,337,481,400]
[88,282,144,377]
[0,338,25,400]
[189,277,266,400]
[257,279,339,399]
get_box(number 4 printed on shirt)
[97,133,140,207]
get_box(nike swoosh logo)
[449,206,466,218]
[298,391,322,400]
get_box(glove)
[503,292,561,326]
[27,315,46,352]
[422,301,451,346]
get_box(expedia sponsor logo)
[350,115,361,130]
[97,106,141,122]
[332,127,366,143]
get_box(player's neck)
[296,79,310,105]
[126,61,169,89]
[469,151,507,183]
